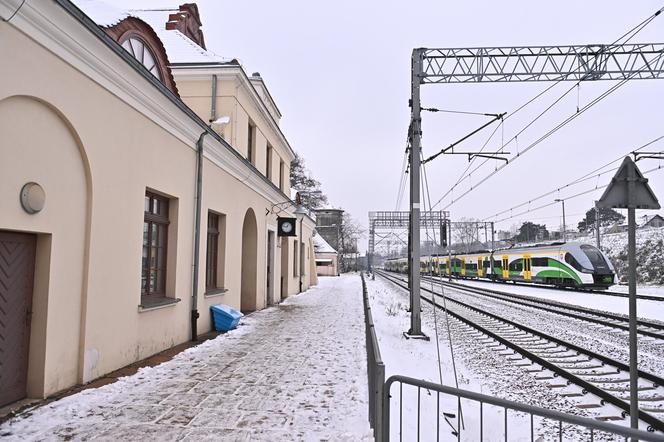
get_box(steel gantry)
[407,41,664,347]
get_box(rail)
[383,375,664,441]
[376,269,664,432]
[362,271,385,440]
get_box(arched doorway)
[240,208,258,312]
[0,95,90,400]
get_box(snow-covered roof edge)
[313,233,337,254]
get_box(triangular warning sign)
[597,156,660,210]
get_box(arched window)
[121,36,162,80]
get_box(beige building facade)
[0,0,316,406]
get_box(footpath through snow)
[0,275,372,441]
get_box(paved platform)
[0,275,372,441]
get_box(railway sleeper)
[618,393,664,402]
[576,403,604,409]
[561,392,586,398]
[569,369,620,376]
[534,355,579,362]
[556,360,597,368]
[523,342,558,349]
[595,415,626,422]
[584,377,631,384]
[601,383,657,392]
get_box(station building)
[0,0,317,406]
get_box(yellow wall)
[0,12,315,400]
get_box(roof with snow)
[129,8,229,64]
[313,233,337,254]
[640,214,664,226]
[72,0,128,27]
[71,1,230,65]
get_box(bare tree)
[454,217,481,253]
[338,212,365,272]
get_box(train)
[383,241,616,289]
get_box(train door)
[461,258,466,277]
[502,256,509,279]
[524,255,532,280]
[478,257,483,278]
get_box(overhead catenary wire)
[482,135,664,221]
[425,6,664,210]
[491,165,664,225]
[437,50,664,211]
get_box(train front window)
[564,253,587,272]
[580,245,610,271]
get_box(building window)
[300,242,305,276]
[266,145,273,180]
[142,192,169,297]
[206,211,226,292]
[247,122,255,164]
[279,160,285,191]
[293,239,298,277]
[206,212,218,289]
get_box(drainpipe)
[191,131,207,341]
[210,74,217,122]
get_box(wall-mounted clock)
[278,217,297,237]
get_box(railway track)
[418,274,664,342]
[430,273,664,302]
[374,269,664,433]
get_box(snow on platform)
[0,275,372,441]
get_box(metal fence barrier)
[362,272,385,440]
[382,375,664,441]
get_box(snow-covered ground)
[367,275,659,440]
[366,277,618,441]
[450,278,664,321]
[0,275,372,441]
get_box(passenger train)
[383,242,615,289]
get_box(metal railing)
[382,375,664,441]
[362,272,385,440]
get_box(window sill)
[138,297,181,313]
[204,288,228,298]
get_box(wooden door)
[0,232,36,407]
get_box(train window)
[580,245,610,271]
[564,253,585,272]
[508,259,523,272]
[484,260,491,268]
[532,257,548,267]
[494,260,502,268]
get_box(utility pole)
[595,203,601,249]
[406,49,426,339]
[554,199,566,241]
[491,221,495,251]
[598,156,660,434]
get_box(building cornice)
[0,0,291,207]
[170,63,296,162]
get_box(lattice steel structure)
[406,41,664,339]
[421,44,664,83]
[367,211,447,270]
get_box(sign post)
[597,156,660,432]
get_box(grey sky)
[118,1,664,251]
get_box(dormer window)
[121,36,162,80]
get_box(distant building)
[313,233,338,276]
[314,208,344,251]
[640,214,664,229]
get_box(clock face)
[282,221,293,233]
[121,37,162,80]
